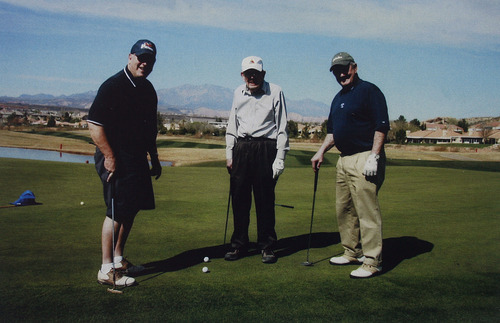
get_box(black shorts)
[95,148,155,222]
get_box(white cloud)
[4,0,500,48]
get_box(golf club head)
[107,288,123,294]
[301,261,314,266]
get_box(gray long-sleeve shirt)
[225,81,290,160]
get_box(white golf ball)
[80,201,84,205]
[202,266,209,273]
[204,256,210,263]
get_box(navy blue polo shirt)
[327,78,389,155]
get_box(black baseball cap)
[130,39,156,57]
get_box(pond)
[0,147,172,166]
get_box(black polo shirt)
[88,67,158,155]
[327,78,389,155]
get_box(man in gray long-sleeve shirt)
[225,56,289,264]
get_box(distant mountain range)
[0,84,329,122]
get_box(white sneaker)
[97,269,136,287]
[329,255,365,265]
[350,264,382,279]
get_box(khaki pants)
[335,150,385,267]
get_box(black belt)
[238,136,276,142]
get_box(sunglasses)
[331,64,350,76]
[243,70,261,78]
[136,54,156,64]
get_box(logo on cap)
[141,42,154,52]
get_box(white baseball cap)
[241,56,263,72]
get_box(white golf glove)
[362,153,379,176]
[272,158,285,179]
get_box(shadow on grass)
[136,234,433,281]
[382,236,434,274]
[137,232,339,279]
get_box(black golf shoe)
[261,249,277,264]
[224,249,242,261]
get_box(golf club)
[302,168,319,266]
[223,187,231,246]
[107,181,122,294]
[275,203,294,209]
[0,205,16,209]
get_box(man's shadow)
[136,234,433,278]
[136,232,338,277]
[382,236,434,273]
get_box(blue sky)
[0,0,499,121]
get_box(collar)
[243,81,269,96]
[124,67,137,88]
[340,75,361,94]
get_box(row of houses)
[3,105,499,144]
[0,106,88,128]
[406,122,500,144]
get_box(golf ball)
[204,256,209,263]
[80,201,84,205]
[202,266,209,273]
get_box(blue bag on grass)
[10,190,41,206]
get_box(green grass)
[22,129,93,143]
[0,157,499,322]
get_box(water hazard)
[0,147,172,166]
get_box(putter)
[302,168,319,266]
[107,181,123,294]
[223,187,231,246]
[275,203,294,209]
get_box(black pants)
[230,138,277,250]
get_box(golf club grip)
[313,169,319,192]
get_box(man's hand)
[226,159,233,174]
[272,158,285,179]
[311,133,334,172]
[362,153,379,176]
[104,156,116,182]
[150,155,162,180]
[310,152,323,172]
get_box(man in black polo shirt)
[88,39,162,287]
[311,52,389,278]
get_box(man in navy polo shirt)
[88,39,162,287]
[311,52,389,279]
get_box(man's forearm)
[88,122,114,159]
[320,133,335,154]
[371,131,386,155]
